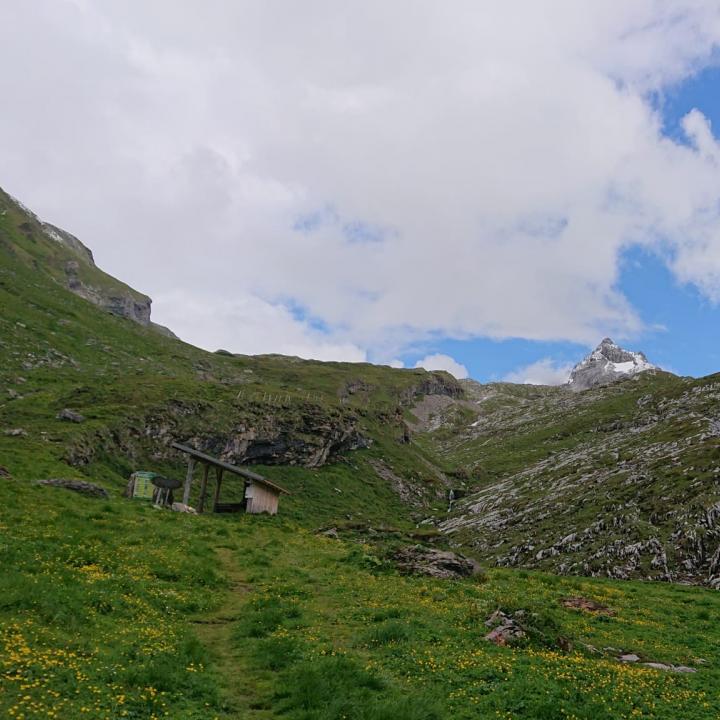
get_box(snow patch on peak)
[568,338,657,391]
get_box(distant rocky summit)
[568,338,657,391]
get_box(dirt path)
[192,546,273,719]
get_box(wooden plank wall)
[247,482,279,515]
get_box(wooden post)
[198,463,210,513]
[182,458,195,505]
[212,467,224,512]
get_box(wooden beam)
[212,467,224,513]
[171,441,290,494]
[198,463,210,513]
[182,457,195,505]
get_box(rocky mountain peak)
[568,338,657,391]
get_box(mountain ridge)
[568,337,659,391]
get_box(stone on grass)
[393,544,482,579]
[620,654,640,663]
[37,478,109,498]
[0,466,12,479]
[57,408,86,423]
[642,662,697,673]
[484,610,526,646]
[562,596,614,615]
[171,502,197,514]
[4,428,27,437]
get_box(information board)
[131,471,156,499]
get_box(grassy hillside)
[3,189,720,719]
[0,188,150,312]
[3,479,720,720]
[0,187,463,527]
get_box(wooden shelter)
[171,442,290,515]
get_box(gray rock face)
[40,220,177,337]
[642,662,697,673]
[438,372,720,587]
[568,338,657,392]
[369,458,430,507]
[62,257,153,325]
[66,399,372,471]
[214,414,370,469]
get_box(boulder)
[171,502,197,514]
[642,662,696,673]
[37,478,109,498]
[0,466,12,479]
[57,408,86,423]
[4,428,27,437]
[393,544,482,579]
[484,610,527,646]
[561,596,614,615]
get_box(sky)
[1,2,720,383]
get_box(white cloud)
[504,358,573,386]
[414,354,469,379]
[153,290,367,362]
[1,3,720,359]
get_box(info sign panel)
[131,471,156,499]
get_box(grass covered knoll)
[2,478,720,720]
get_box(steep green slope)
[0,189,154,323]
[0,188,463,527]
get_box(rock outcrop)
[568,338,657,391]
[484,610,527,646]
[440,374,720,587]
[57,408,86,423]
[2,189,175,338]
[393,544,482,579]
[66,397,372,471]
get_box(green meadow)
[2,478,719,720]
